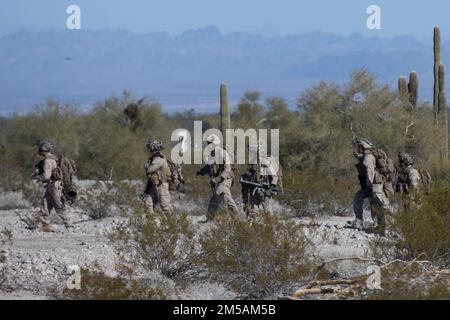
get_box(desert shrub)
[231,91,265,130]
[0,101,81,182]
[0,164,24,192]
[0,230,10,288]
[0,191,30,210]
[76,100,145,180]
[0,252,6,288]
[366,263,450,300]
[280,169,354,217]
[77,190,114,220]
[199,214,314,299]
[390,182,450,263]
[77,181,142,220]
[370,181,450,267]
[291,70,442,176]
[21,182,44,208]
[0,228,13,245]
[52,267,167,300]
[112,211,197,281]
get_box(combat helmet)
[146,139,164,152]
[205,134,221,145]
[398,152,415,166]
[356,138,374,150]
[37,139,54,152]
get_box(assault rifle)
[31,160,45,181]
[239,177,279,199]
[197,164,219,194]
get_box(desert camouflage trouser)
[353,184,390,225]
[40,181,69,226]
[145,182,174,215]
[207,177,238,219]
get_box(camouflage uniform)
[143,151,174,215]
[396,153,421,193]
[350,139,390,234]
[197,136,238,221]
[33,141,70,228]
[242,156,280,220]
[397,167,421,191]
[396,152,422,208]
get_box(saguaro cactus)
[438,64,449,160]
[434,27,441,117]
[398,76,408,104]
[220,82,231,135]
[408,71,419,109]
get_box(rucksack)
[52,155,78,203]
[166,158,185,192]
[418,168,432,194]
[372,149,395,198]
[372,149,395,182]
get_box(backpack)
[372,149,395,198]
[166,158,185,192]
[418,168,432,194]
[52,155,78,203]
[372,149,395,182]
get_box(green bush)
[112,211,197,281]
[199,215,314,299]
[389,181,450,263]
[292,70,443,176]
[370,180,450,269]
[280,169,354,217]
[77,181,142,220]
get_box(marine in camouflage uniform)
[395,152,422,208]
[395,152,421,193]
[32,140,71,231]
[241,147,280,221]
[141,139,174,215]
[346,139,390,235]
[197,134,238,222]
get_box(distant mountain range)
[0,26,448,114]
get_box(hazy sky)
[1,0,449,39]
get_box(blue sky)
[1,0,449,38]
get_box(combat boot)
[365,213,385,236]
[365,225,385,236]
[345,219,363,231]
[64,223,74,230]
[200,211,215,224]
[41,224,54,233]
